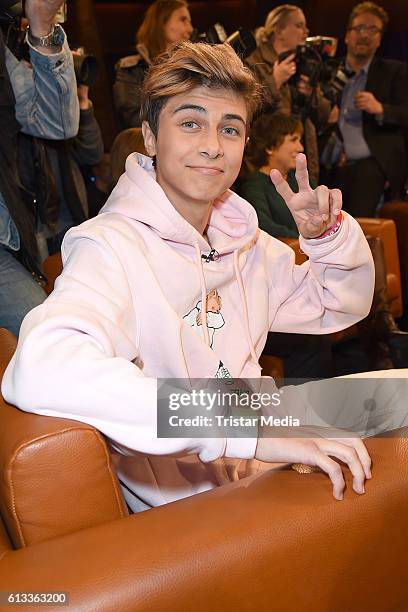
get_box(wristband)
[315,213,343,239]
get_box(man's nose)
[200,130,224,159]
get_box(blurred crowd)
[1,0,407,375]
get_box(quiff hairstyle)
[256,4,300,45]
[246,113,303,168]
[140,41,263,136]
[137,0,189,61]
[347,2,389,32]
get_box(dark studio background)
[62,0,408,148]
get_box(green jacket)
[239,170,299,238]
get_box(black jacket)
[113,45,151,129]
[362,56,408,195]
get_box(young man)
[2,42,374,511]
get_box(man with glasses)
[327,2,408,217]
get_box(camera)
[192,22,256,60]
[279,36,354,112]
[72,47,99,88]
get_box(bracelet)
[315,213,343,239]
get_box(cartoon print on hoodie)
[184,289,232,379]
[183,289,225,348]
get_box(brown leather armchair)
[1,327,408,611]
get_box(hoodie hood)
[101,153,259,256]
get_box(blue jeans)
[0,246,46,337]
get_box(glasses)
[349,24,382,35]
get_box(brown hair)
[256,4,301,45]
[137,0,189,61]
[141,41,263,136]
[110,128,148,185]
[347,2,389,32]
[246,112,303,168]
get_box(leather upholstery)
[43,252,63,295]
[0,329,127,549]
[0,430,407,610]
[379,201,408,317]
[0,519,11,555]
[357,217,403,318]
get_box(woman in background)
[240,113,305,239]
[114,0,193,129]
[245,4,330,183]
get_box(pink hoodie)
[2,154,374,510]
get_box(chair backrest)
[43,252,63,295]
[0,328,128,549]
[357,217,403,318]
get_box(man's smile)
[187,166,224,175]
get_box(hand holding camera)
[273,52,296,90]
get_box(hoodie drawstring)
[194,242,211,347]
[194,241,258,365]
[233,250,258,364]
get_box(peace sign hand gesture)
[270,153,342,239]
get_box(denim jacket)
[0,31,79,251]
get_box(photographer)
[0,0,79,336]
[324,2,408,217]
[246,4,331,183]
[19,74,104,257]
[113,0,193,129]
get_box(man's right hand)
[255,433,372,500]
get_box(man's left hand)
[270,153,342,239]
[354,91,384,115]
[25,0,65,37]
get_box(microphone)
[201,249,220,263]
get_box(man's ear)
[142,121,157,157]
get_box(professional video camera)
[279,36,354,110]
[192,22,256,60]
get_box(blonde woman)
[246,4,330,182]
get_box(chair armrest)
[1,431,407,611]
[0,402,127,548]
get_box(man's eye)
[222,126,239,136]
[181,121,199,129]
